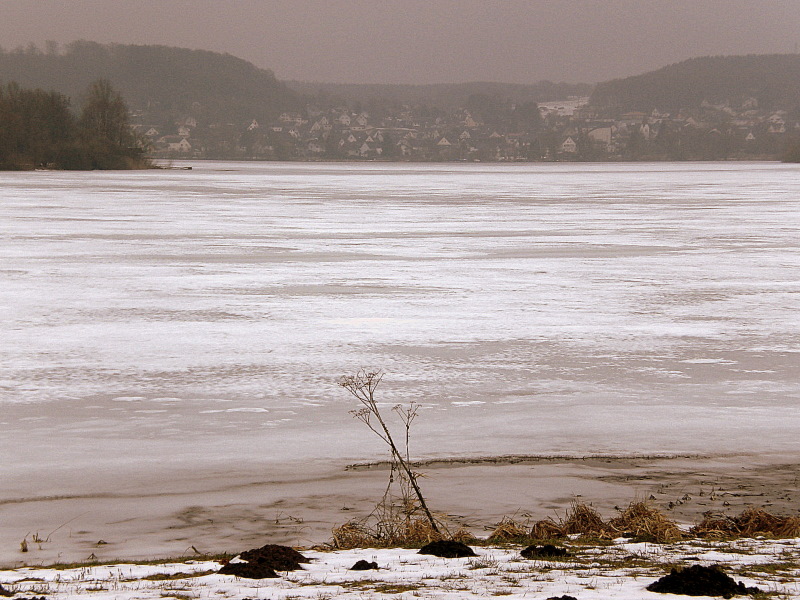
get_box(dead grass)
[142,570,216,581]
[561,503,610,538]
[608,501,685,542]
[527,501,683,543]
[529,518,564,541]
[487,517,530,543]
[692,508,800,539]
[331,516,445,549]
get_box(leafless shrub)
[332,370,444,548]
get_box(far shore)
[2,452,798,568]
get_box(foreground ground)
[3,454,799,567]
[2,536,800,599]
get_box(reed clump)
[529,517,564,541]
[486,517,531,543]
[526,501,684,543]
[608,501,685,542]
[561,502,611,538]
[331,516,445,549]
[692,507,800,539]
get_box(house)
[247,120,260,131]
[177,125,191,138]
[560,136,577,153]
[159,136,192,153]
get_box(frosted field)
[3,538,800,600]
[2,162,800,493]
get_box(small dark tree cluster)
[0,78,149,170]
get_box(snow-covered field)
[3,537,800,600]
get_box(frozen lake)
[2,161,800,496]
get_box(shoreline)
[2,452,798,569]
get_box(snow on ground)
[2,537,800,599]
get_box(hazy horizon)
[2,0,799,85]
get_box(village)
[139,94,797,162]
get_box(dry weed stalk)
[333,370,442,548]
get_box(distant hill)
[286,80,593,110]
[590,54,800,113]
[0,41,300,122]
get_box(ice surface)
[1,162,799,493]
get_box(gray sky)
[2,0,799,84]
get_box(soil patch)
[418,540,477,558]
[218,544,310,579]
[521,544,570,559]
[646,564,762,598]
[350,560,379,570]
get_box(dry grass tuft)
[561,502,610,538]
[529,518,565,540]
[692,508,800,539]
[526,501,681,543]
[487,517,530,543]
[608,501,685,542]
[331,516,444,549]
[450,527,479,544]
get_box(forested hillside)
[287,80,593,111]
[0,41,300,123]
[590,54,800,113]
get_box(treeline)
[591,54,800,113]
[0,41,300,125]
[0,79,148,170]
[287,80,592,113]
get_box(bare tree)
[339,369,439,534]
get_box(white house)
[560,136,577,153]
[160,136,192,153]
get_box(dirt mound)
[218,559,279,579]
[218,544,310,579]
[646,564,762,597]
[350,560,379,570]
[520,544,570,559]
[238,544,310,570]
[418,540,477,558]
[546,596,577,600]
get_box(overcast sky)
[2,0,799,84]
